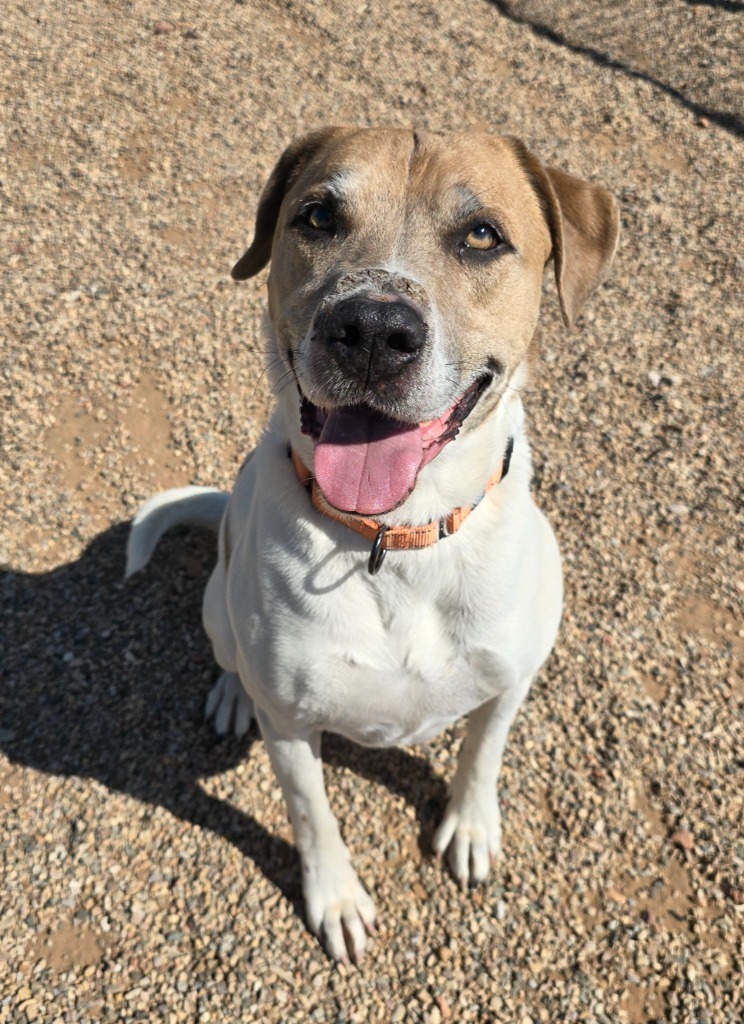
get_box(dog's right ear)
[231,129,342,281]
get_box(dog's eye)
[304,203,335,232]
[463,224,503,250]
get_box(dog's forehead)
[297,129,415,198]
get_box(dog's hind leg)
[201,512,253,737]
[205,671,254,738]
[432,675,534,888]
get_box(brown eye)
[464,224,502,250]
[305,203,334,231]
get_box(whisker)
[252,357,285,399]
[502,381,536,397]
[270,367,298,397]
[274,376,302,399]
[498,390,521,435]
[257,355,284,380]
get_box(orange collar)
[290,437,513,574]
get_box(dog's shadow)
[1,524,447,911]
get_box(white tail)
[125,486,228,579]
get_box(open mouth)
[300,374,493,515]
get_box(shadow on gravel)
[485,0,744,138]
[686,0,743,11]
[1,525,446,913]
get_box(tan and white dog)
[127,128,619,963]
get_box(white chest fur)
[223,432,562,749]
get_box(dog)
[126,128,619,963]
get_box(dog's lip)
[296,373,494,514]
[299,373,494,444]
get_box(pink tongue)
[314,407,425,514]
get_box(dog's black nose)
[324,296,426,381]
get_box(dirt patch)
[35,920,103,973]
[676,593,742,656]
[622,981,666,1024]
[47,372,186,501]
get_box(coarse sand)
[1,1,742,1021]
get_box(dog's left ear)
[231,128,343,281]
[510,140,620,328]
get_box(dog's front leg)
[432,678,532,888]
[255,708,375,963]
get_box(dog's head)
[232,128,619,515]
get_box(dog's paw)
[431,790,502,889]
[205,671,254,738]
[303,852,376,964]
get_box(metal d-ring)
[368,525,388,575]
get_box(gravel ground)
[1,1,742,1021]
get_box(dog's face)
[233,129,619,515]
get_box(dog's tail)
[125,487,228,579]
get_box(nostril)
[386,330,418,354]
[329,323,362,347]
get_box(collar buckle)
[368,525,388,575]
